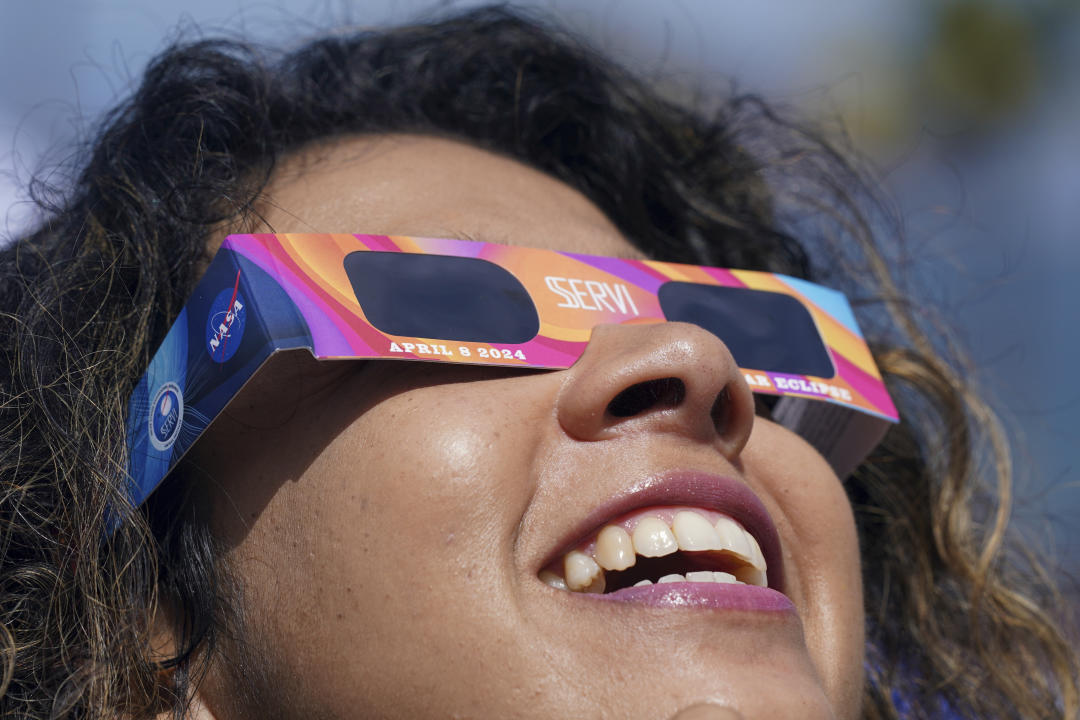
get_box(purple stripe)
[560,253,668,293]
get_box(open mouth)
[538,506,771,595]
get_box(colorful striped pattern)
[221,233,898,421]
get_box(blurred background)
[1,0,1077,597]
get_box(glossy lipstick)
[596,581,794,612]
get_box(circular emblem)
[205,286,247,363]
[149,382,183,451]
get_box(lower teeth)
[543,570,747,591]
[634,571,742,587]
[542,552,761,593]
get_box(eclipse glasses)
[125,233,899,507]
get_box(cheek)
[212,373,552,714]
[292,375,542,595]
[742,423,865,716]
[342,377,541,523]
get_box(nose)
[555,322,755,458]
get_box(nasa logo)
[205,274,246,363]
[148,382,183,451]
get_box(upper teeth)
[543,507,769,593]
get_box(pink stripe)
[702,267,746,287]
[230,237,376,355]
[261,244,391,355]
[525,336,588,367]
[833,353,899,419]
[221,233,260,253]
[355,234,402,252]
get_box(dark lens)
[343,252,540,344]
[658,282,835,377]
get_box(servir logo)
[205,271,246,363]
[544,276,639,316]
[148,382,183,451]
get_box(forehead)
[222,134,641,260]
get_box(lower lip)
[589,582,795,612]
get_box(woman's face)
[191,136,864,720]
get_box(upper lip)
[539,470,785,593]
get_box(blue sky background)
[1,0,1076,583]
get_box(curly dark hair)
[1,6,1076,719]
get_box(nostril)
[606,377,686,418]
[710,386,733,436]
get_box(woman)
[0,6,1076,719]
